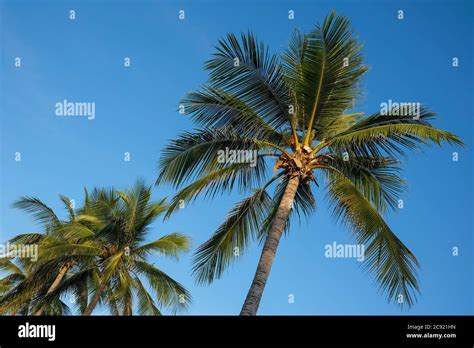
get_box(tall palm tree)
[156,11,464,315]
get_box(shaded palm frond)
[205,31,291,130]
[181,85,284,142]
[135,260,191,314]
[12,197,62,230]
[192,186,273,284]
[323,155,405,212]
[326,171,419,308]
[156,127,278,189]
[165,160,268,217]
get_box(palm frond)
[192,185,274,284]
[59,194,75,222]
[135,260,191,314]
[325,171,419,307]
[323,155,406,212]
[12,197,61,229]
[165,161,268,217]
[8,233,44,245]
[282,11,367,143]
[325,108,464,157]
[181,85,283,141]
[133,276,161,315]
[133,233,190,259]
[0,259,23,276]
[156,127,275,188]
[204,31,291,130]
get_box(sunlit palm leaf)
[133,233,190,259]
[325,108,464,157]
[134,276,162,316]
[181,85,283,141]
[282,11,367,142]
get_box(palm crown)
[157,11,463,315]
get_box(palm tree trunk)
[34,263,70,316]
[83,280,107,316]
[240,174,300,316]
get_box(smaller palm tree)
[0,182,192,316]
[0,258,31,315]
[0,195,84,315]
[79,182,192,315]
[0,246,75,316]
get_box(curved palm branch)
[325,171,419,306]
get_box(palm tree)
[0,182,192,316]
[0,258,73,315]
[0,258,32,315]
[0,195,87,315]
[0,239,77,316]
[156,11,464,315]
[76,182,192,315]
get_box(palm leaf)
[323,155,405,212]
[192,185,274,284]
[205,31,291,130]
[326,171,419,307]
[135,260,191,314]
[8,233,44,245]
[325,108,464,157]
[59,194,75,222]
[134,233,190,259]
[282,11,367,143]
[165,161,268,217]
[133,276,161,315]
[156,127,278,188]
[12,197,61,229]
[181,85,283,141]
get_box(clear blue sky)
[1,0,472,315]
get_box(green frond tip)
[134,233,190,259]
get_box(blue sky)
[1,0,472,315]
